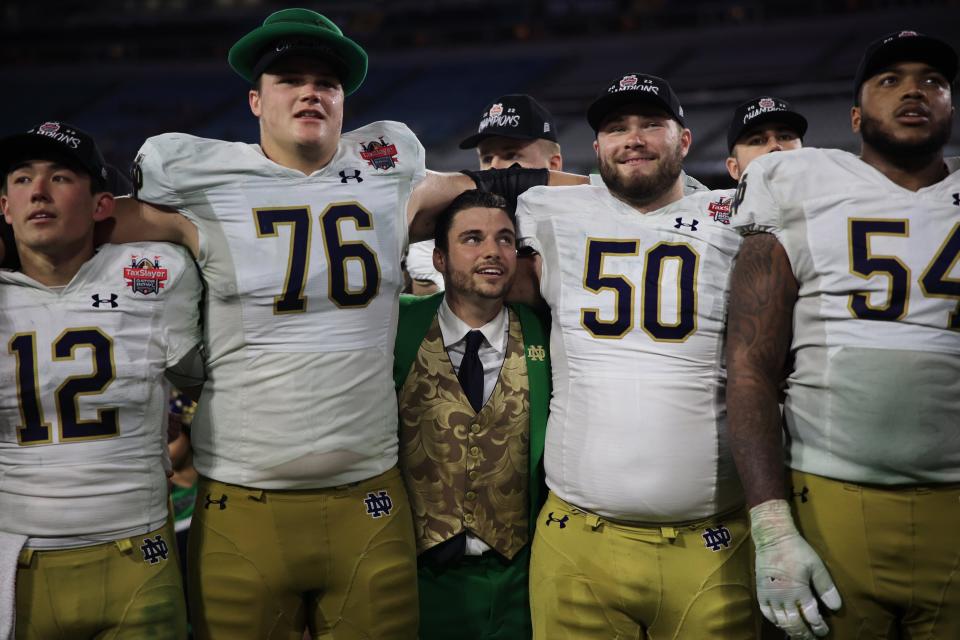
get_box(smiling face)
[594,105,691,209]
[853,61,954,160]
[249,56,345,169]
[434,206,517,302]
[1,159,113,275]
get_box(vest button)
[466,491,477,501]
[470,424,481,434]
[464,513,474,523]
[469,471,479,481]
[469,446,480,456]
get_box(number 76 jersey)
[134,121,425,489]
[516,185,743,522]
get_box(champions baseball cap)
[727,96,808,151]
[587,73,685,132]
[228,8,369,95]
[853,30,958,105]
[458,94,558,149]
[0,121,108,190]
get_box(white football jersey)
[0,243,201,540]
[734,148,960,484]
[517,185,743,522]
[135,121,426,488]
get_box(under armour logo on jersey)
[953,193,959,206]
[364,490,393,518]
[204,494,228,510]
[526,344,546,362]
[91,293,118,308]
[544,512,568,528]
[339,169,363,183]
[140,534,169,564]
[792,486,810,503]
[674,218,698,231]
[702,525,732,551]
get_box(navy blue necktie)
[458,330,485,413]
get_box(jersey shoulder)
[94,242,197,292]
[518,184,599,217]
[135,133,262,203]
[341,120,425,175]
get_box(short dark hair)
[433,189,511,253]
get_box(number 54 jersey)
[134,121,426,489]
[0,243,201,539]
[516,185,743,522]
[733,148,960,485]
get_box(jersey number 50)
[254,202,381,313]
[9,329,117,446]
[580,239,699,341]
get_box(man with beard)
[727,31,959,639]
[514,74,759,638]
[394,189,550,638]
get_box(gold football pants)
[530,491,758,639]
[790,470,960,639]
[15,520,186,640]
[188,466,418,640]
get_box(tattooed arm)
[725,231,797,507]
[727,232,841,638]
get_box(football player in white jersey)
[0,122,202,639]
[91,8,582,640]
[513,73,760,639]
[727,31,959,639]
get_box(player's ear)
[92,192,116,222]
[679,127,692,159]
[850,106,862,134]
[592,138,600,157]
[548,154,562,171]
[726,156,742,182]
[1,194,10,225]
[432,246,446,273]
[249,89,262,118]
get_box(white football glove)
[750,499,842,639]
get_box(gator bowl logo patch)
[360,137,399,170]
[707,196,733,224]
[124,255,168,295]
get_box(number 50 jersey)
[0,243,201,539]
[516,185,743,522]
[135,121,426,489]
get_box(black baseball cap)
[458,94,558,149]
[228,8,368,96]
[0,121,108,190]
[853,30,958,105]
[587,73,686,132]
[727,96,808,151]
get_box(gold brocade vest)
[398,309,530,560]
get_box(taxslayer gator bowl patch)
[707,196,733,224]
[124,255,168,295]
[360,137,399,170]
